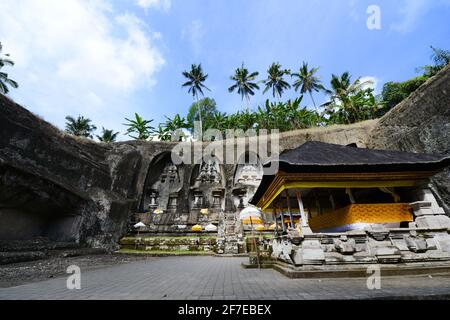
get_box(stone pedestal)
[292,239,325,265]
[411,200,450,229]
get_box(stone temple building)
[250,141,450,266]
[0,65,449,264]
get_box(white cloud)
[181,20,205,56]
[0,0,165,140]
[135,0,171,11]
[359,76,379,91]
[391,0,429,33]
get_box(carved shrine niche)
[189,157,226,214]
[141,153,184,213]
[232,153,264,211]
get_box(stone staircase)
[217,212,242,254]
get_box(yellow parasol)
[239,206,263,269]
[241,216,263,225]
[268,223,282,231]
[191,224,203,232]
[255,225,265,232]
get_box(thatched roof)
[249,141,450,206]
[274,141,450,171]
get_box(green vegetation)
[186,97,217,133]
[121,235,217,241]
[323,72,380,124]
[65,115,97,138]
[123,113,155,140]
[118,249,213,256]
[0,42,18,95]
[96,127,119,143]
[262,62,291,100]
[228,63,260,109]
[182,64,210,139]
[379,76,428,113]
[291,62,325,113]
[378,46,450,116]
[55,45,448,142]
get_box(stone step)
[0,248,107,265]
[0,239,80,253]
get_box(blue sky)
[1,0,449,140]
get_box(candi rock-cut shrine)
[1,65,450,276]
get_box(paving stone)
[1,257,450,300]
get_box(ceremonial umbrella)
[133,222,146,249]
[205,224,218,232]
[192,224,203,232]
[239,206,262,227]
[239,206,263,268]
[255,225,266,232]
[268,223,281,231]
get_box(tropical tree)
[228,63,259,109]
[154,125,172,142]
[379,76,428,115]
[164,114,189,132]
[182,64,210,139]
[0,42,18,95]
[123,113,155,140]
[322,72,379,124]
[186,97,218,133]
[96,127,119,143]
[418,46,450,77]
[210,111,229,133]
[291,62,325,112]
[262,62,291,100]
[65,116,97,138]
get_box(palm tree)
[65,116,97,138]
[155,125,172,142]
[123,113,155,140]
[0,43,18,95]
[211,111,228,133]
[291,62,325,112]
[164,114,189,132]
[228,63,260,109]
[262,62,291,100]
[324,72,375,124]
[97,127,119,143]
[182,64,210,139]
[327,72,371,101]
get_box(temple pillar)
[274,207,279,237]
[296,191,313,235]
[280,206,287,233]
[285,190,295,229]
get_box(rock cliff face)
[0,96,145,249]
[367,65,450,213]
[0,66,449,249]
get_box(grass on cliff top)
[117,249,214,256]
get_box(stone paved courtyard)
[1,256,450,300]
